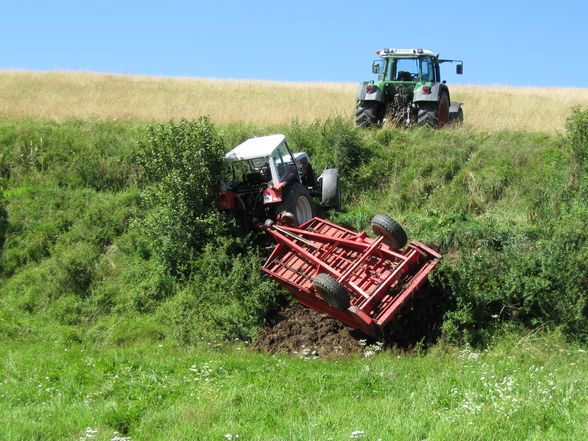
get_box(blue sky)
[1,0,587,87]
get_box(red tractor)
[217,134,341,230]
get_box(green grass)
[1,333,586,441]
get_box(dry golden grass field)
[1,70,587,132]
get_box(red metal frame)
[262,217,442,338]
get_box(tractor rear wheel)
[313,273,350,311]
[417,92,450,129]
[371,214,407,250]
[277,183,316,226]
[355,101,381,127]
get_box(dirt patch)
[252,303,369,358]
[252,286,444,357]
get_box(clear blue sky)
[1,0,587,87]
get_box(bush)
[137,117,227,276]
[429,109,588,345]
[156,235,278,342]
[566,106,588,187]
[0,190,7,252]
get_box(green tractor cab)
[355,48,464,128]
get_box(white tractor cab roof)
[224,134,308,189]
[376,48,437,58]
[224,134,286,162]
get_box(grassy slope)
[2,70,588,132]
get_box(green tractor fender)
[357,81,385,103]
[412,83,450,104]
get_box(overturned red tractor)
[262,215,441,339]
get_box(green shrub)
[137,117,227,276]
[0,190,7,252]
[156,235,278,342]
[565,106,588,187]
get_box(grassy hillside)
[0,115,586,346]
[2,70,588,132]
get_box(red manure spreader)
[262,215,441,339]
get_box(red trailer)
[262,215,441,338]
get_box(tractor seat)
[244,172,268,185]
[397,71,413,81]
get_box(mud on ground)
[252,286,443,358]
[252,303,368,358]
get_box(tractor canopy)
[371,49,438,85]
[224,134,286,162]
[223,134,306,190]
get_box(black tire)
[370,214,407,250]
[417,92,450,129]
[321,168,341,209]
[276,183,316,226]
[355,101,381,127]
[313,273,350,311]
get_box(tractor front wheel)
[321,168,341,209]
[355,101,381,127]
[276,183,316,226]
[451,107,464,126]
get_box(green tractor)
[355,48,463,128]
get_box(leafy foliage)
[137,117,227,276]
[565,106,588,188]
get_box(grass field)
[2,334,587,441]
[2,70,588,132]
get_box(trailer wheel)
[313,273,350,311]
[321,168,341,209]
[277,183,316,226]
[371,214,407,250]
[355,101,381,127]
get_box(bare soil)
[252,303,368,357]
[252,286,443,357]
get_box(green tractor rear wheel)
[417,93,450,129]
[355,101,381,127]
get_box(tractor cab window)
[393,58,419,81]
[229,160,252,182]
[420,58,433,82]
[272,143,296,180]
[226,158,271,186]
